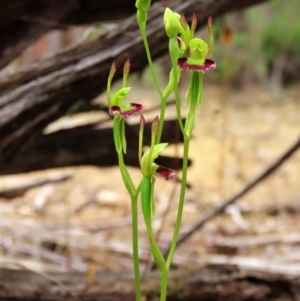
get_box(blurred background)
[10,0,300,94]
[0,0,299,292]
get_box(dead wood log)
[0,0,161,70]
[0,264,298,300]
[0,0,268,172]
[0,0,267,70]
[0,118,186,174]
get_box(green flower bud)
[135,0,151,12]
[163,8,182,38]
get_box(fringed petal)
[109,103,145,118]
[156,165,176,181]
[178,57,216,72]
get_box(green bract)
[163,8,182,38]
[135,0,151,12]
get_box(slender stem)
[138,20,168,145]
[131,193,142,301]
[138,23,163,98]
[118,152,135,196]
[160,270,168,301]
[117,152,141,300]
[172,65,185,136]
[166,136,190,268]
[156,94,168,144]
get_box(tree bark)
[0,264,298,300]
[0,0,268,173]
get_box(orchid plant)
[106,1,216,300]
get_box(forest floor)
[0,84,300,289]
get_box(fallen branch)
[0,118,187,174]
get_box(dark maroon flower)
[156,165,176,181]
[177,57,216,72]
[109,103,145,118]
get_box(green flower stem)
[118,152,135,196]
[160,270,168,301]
[131,192,142,301]
[156,93,168,144]
[137,22,163,98]
[138,19,168,145]
[149,238,168,301]
[117,152,141,301]
[166,136,190,268]
[172,64,185,136]
[141,176,168,300]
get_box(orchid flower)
[177,16,216,73]
[106,60,145,154]
[139,115,176,181]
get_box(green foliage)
[205,0,300,86]
[261,0,300,60]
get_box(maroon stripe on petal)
[120,103,145,117]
